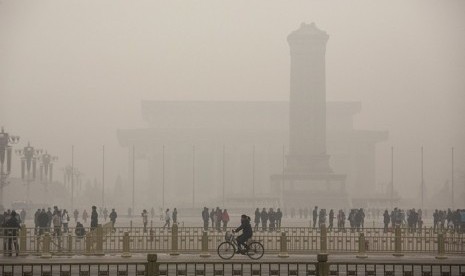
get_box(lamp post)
[390,146,394,209]
[0,127,20,206]
[421,146,424,209]
[15,142,42,203]
[63,165,82,211]
[39,151,58,192]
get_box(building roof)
[141,100,362,130]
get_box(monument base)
[271,172,349,208]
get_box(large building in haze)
[117,23,387,208]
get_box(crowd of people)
[433,209,463,232]
[202,207,230,231]
[253,208,283,231]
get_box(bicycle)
[217,231,264,260]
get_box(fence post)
[67,234,73,256]
[170,223,179,255]
[200,231,211,257]
[356,232,367,258]
[278,232,289,258]
[320,225,327,253]
[317,253,329,276]
[435,232,447,259]
[84,233,92,255]
[122,232,132,258]
[40,232,52,258]
[392,226,404,257]
[19,224,28,256]
[147,253,159,276]
[95,224,105,256]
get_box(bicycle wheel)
[217,241,236,260]
[246,241,264,260]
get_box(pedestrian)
[20,209,26,222]
[142,210,148,233]
[52,210,62,237]
[103,208,108,222]
[61,209,70,233]
[222,209,230,231]
[73,209,79,223]
[216,208,222,231]
[38,209,48,235]
[276,208,282,229]
[312,206,318,228]
[82,209,88,223]
[202,207,209,231]
[268,208,276,231]
[109,208,117,231]
[254,208,260,231]
[261,208,268,231]
[46,207,53,230]
[34,209,40,235]
[163,208,171,229]
[75,221,86,238]
[383,209,390,233]
[3,211,21,256]
[328,209,334,231]
[172,208,178,224]
[90,206,98,230]
[210,208,215,230]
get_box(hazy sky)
[1,0,464,198]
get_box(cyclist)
[233,214,253,254]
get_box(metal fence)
[1,225,464,256]
[1,254,465,276]
[0,263,147,276]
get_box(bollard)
[356,232,367,258]
[320,225,327,253]
[317,253,329,276]
[19,224,28,256]
[170,223,179,255]
[121,232,131,258]
[40,232,52,258]
[95,224,105,256]
[147,254,159,276]
[84,233,92,255]
[278,232,289,258]
[392,226,404,257]
[435,233,447,259]
[200,231,211,257]
[67,234,73,256]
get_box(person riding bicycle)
[232,214,253,254]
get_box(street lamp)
[63,165,82,210]
[0,127,20,207]
[15,142,42,203]
[39,151,58,191]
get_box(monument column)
[286,22,331,173]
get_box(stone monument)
[271,23,348,207]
